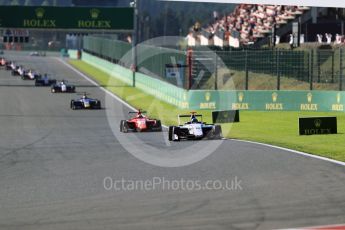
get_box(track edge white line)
[231,139,345,166]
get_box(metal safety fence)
[82,36,345,91]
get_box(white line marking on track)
[277,223,345,229]
[231,139,345,167]
[57,57,345,167]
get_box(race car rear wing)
[178,114,203,125]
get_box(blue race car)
[35,74,57,86]
[70,93,101,110]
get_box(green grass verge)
[69,59,345,162]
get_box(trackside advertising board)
[0,6,133,30]
[299,117,337,135]
[188,90,345,112]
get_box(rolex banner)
[299,117,337,135]
[0,6,133,30]
[187,90,345,112]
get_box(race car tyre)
[120,120,126,132]
[173,127,180,141]
[120,120,129,133]
[71,100,77,110]
[169,126,180,141]
[154,120,162,132]
[120,120,123,132]
[168,126,174,141]
[92,101,101,110]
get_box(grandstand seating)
[188,4,311,47]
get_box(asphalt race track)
[0,52,344,230]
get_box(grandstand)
[187,4,345,48]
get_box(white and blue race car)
[51,80,75,93]
[70,93,101,110]
[168,113,222,141]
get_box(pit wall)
[73,51,345,112]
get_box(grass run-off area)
[69,60,345,162]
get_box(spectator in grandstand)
[213,11,219,22]
[289,34,293,49]
[126,35,132,44]
[335,34,343,44]
[188,3,310,46]
[193,22,201,32]
[275,35,280,45]
[300,34,305,44]
[325,33,332,44]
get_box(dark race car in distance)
[168,112,222,141]
[70,93,101,110]
[35,74,57,86]
[51,80,75,93]
[120,110,162,132]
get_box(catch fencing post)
[340,49,343,91]
[245,50,249,90]
[310,50,314,90]
[131,0,138,87]
[214,51,218,90]
[317,50,321,83]
[276,49,280,90]
[331,51,335,83]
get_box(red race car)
[0,57,7,67]
[120,110,162,132]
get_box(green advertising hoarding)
[0,6,133,30]
[187,90,345,112]
[81,52,344,112]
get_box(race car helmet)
[191,117,198,123]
